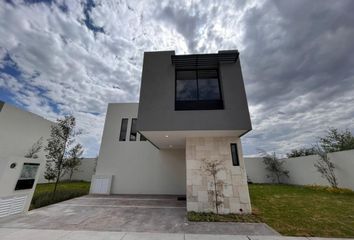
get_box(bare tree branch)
[201,158,225,214]
[24,137,43,159]
[261,151,289,184]
[314,145,338,188]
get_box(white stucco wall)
[0,102,53,215]
[94,103,186,195]
[243,157,270,184]
[37,158,97,183]
[244,149,354,190]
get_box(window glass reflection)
[198,79,220,100]
[176,80,198,101]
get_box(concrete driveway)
[0,195,278,235]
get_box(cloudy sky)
[1,0,354,157]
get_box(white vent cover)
[0,195,27,218]
[90,175,112,194]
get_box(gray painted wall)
[137,51,252,132]
[95,103,186,195]
[244,150,354,190]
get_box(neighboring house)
[0,101,53,217]
[92,50,252,214]
[37,157,97,183]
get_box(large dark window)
[175,69,223,110]
[176,71,198,101]
[130,118,137,141]
[119,118,128,141]
[230,143,240,166]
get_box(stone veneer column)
[186,136,251,214]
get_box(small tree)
[63,144,83,180]
[262,152,289,184]
[319,128,354,153]
[314,145,338,188]
[45,115,82,197]
[44,162,56,183]
[201,159,225,214]
[25,137,43,159]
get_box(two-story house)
[91,50,252,214]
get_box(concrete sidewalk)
[1,228,353,240]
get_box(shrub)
[30,189,88,210]
[261,152,289,183]
[286,147,316,158]
[187,211,260,223]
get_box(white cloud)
[1,0,354,157]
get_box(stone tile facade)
[186,137,251,214]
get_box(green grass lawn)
[32,182,353,237]
[34,181,90,193]
[30,181,90,210]
[188,184,354,237]
[249,184,354,238]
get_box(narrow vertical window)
[119,118,128,141]
[231,143,240,166]
[130,118,137,141]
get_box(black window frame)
[175,68,224,111]
[119,118,128,141]
[15,163,40,191]
[230,143,240,166]
[129,118,138,141]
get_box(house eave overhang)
[171,50,239,69]
[139,129,250,149]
